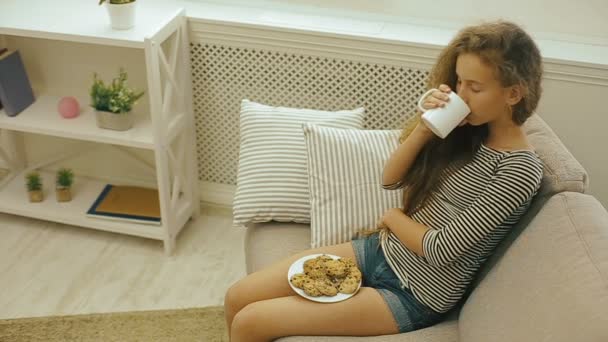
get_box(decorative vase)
[105,1,137,30]
[28,190,43,203]
[95,110,134,131]
[56,187,72,202]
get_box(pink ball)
[57,96,80,119]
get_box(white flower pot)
[95,110,134,131]
[105,1,137,30]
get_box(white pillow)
[232,100,365,226]
[303,123,404,248]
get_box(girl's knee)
[231,302,272,341]
[224,278,250,314]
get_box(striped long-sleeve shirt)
[381,143,544,313]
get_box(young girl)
[224,20,544,341]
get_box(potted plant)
[99,0,138,30]
[25,171,43,203]
[90,68,144,131]
[56,168,74,202]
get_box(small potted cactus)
[56,168,74,202]
[25,171,43,202]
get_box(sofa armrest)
[459,192,608,342]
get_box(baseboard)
[199,181,235,208]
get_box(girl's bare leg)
[224,242,360,338]
[231,288,399,342]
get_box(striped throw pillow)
[303,124,404,248]
[232,100,365,226]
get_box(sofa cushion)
[232,99,365,226]
[302,124,403,248]
[245,222,311,274]
[459,192,608,342]
[276,318,458,341]
[523,114,588,197]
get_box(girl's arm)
[419,154,543,266]
[382,84,453,188]
[382,153,543,264]
[382,123,433,187]
[381,208,429,256]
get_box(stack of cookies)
[290,255,362,297]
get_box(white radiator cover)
[191,43,429,186]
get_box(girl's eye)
[471,88,481,93]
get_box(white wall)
[536,79,608,208]
[206,0,608,44]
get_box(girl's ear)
[505,84,523,106]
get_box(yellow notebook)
[87,185,161,225]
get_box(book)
[0,50,35,116]
[87,184,162,225]
[0,46,6,110]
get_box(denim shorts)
[351,233,443,333]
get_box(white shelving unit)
[0,2,200,255]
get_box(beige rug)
[0,306,228,342]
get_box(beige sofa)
[243,115,608,342]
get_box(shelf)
[0,95,155,149]
[0,3,197,254]
[0,170,164,240]
[0,0,184,49]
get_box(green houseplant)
[99,0,138,30]
[90,68,144,131]
[56,168,74,202]
[25,171,43,203]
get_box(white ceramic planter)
[95,110,134,131]
[105,1,136,30]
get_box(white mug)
[417,88,471,139]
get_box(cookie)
[316,255,333,263]
[340,257,357,269]
[348,267,362,282]
[305,258,327,279]
[338,277,359,294]
[325,259,348,278]
[290,273,309,289]
[314,278,338,296]
[330,276,343,288]
[302,281,322,297]
[303,259,318,274]
[307,266,327,279]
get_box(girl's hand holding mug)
[417,84,471,138]
[420,84,453,110]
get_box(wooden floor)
[0,204,246,319]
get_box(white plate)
[287,253,362,303]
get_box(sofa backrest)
[523,114,589,197]
[458,192,608,342]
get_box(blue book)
[86,184,162,226]
[0,50,35,116]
